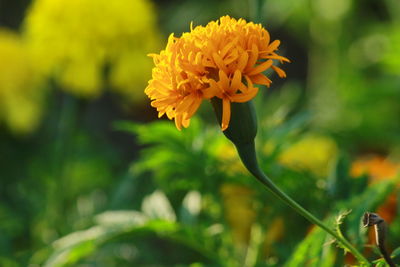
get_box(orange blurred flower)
[349,155,399,264]
[351,156,399,183]
[351,155,399,223]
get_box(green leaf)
[0,257,19,267]
[141,190,176,221]
[337,180,396,248]
[180,190,202,225]
[284,218,336,267]
[391,247,400,257]
[42,218,179,266]
[327,154,368,201]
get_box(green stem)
[235,141,370,266]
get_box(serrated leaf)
[334,210,352,254]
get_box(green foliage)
[1,0,400,266]
[284,174,396,267]
[115,119,224,195]
[372,247,400,267]
[283,224,336,267]
[33,190,222,266]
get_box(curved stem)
[235,141,371,266]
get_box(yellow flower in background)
[0,29,45,134]
[263,217,284,255]
[24,0,160,100]
[213,141,248,175]
[146,16,289,130]
[220,184,256,245]
[278,134,338,176]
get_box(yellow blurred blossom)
[214,141,248,175]
[263,217,284,255]
[23,0,160,100]
[278,134,338,176]
[221,184,256,245]
[0,28,45,134]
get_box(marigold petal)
[212,52,228,73]
[158,110,166,118]
[182,117,190,128]
[175,114,183,130]
[231,70,242,91]
[244,75,253,90]
[166,108,175,120]
[266,40,280,52]
[245,44,258,72]
[272,65,286,78]
[250,73,272,87]
[177,79,190,89]
[220,38,237,58]
[203,81,219,99]
[151,98,176,107]
[176,95,195,114]
[263,30,270,47]
[218,70,230,91]
[150,80,171,92]
[238,82,249,93]
[261,54,290,62]
[246,59,273,76]
[223,49,239,65]
[237,49,249,71]
[231,87,259,103]
[186,97,202,118]
[221,98,231,131]
[195,52,203,65]
[202,57,216,68]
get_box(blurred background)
[0,0,400,266]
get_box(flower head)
[146,15,289,130]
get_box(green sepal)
[210,98,258,146]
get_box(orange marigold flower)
[145,15,289,130]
